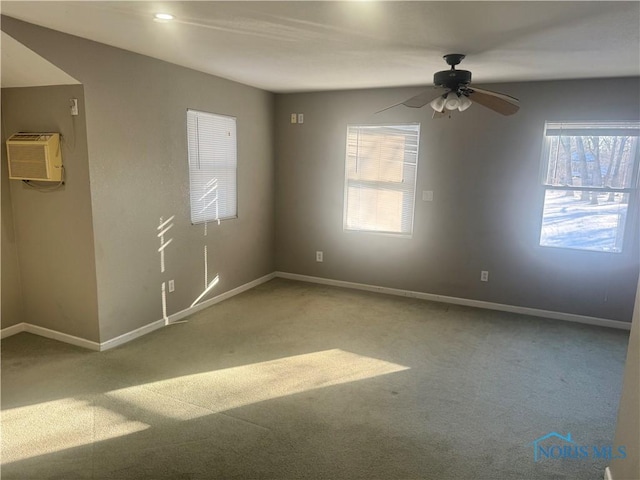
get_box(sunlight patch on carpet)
[1,349,408,464]
[1,398,149,463]
[136,348,410,414]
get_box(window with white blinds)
[344,124,420,236]
[187,109,237,224]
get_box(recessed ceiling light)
[154,13,174,22]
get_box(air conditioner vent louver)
[11,134,47,141]
[6,132,63,181]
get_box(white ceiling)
[1,1,639,92]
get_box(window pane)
[539,122,638,253]
[346,185,405,232]
[540,189,629,252]
[344,124,419,235]
[544,129,638,189]
[347,131,405,182]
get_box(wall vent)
[6,132,63,181]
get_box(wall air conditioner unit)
[6,132,63,181]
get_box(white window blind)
[344,124,420,236]
[187,109,237,224]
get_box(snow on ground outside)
[540,190,627,252]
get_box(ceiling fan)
[379,54,520,117]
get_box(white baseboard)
[26,323,101,350]
[0,272,277,351]
[168,272,277,324]
[605,466,613,480]
[98,318,166,351]
[99,272,276,351]
[275,272,632,331]
[2,270,629,350]
[0,322,26,339]
[0,322,101,350]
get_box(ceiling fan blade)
[469,86,519,104]
[375,102,404,114]
[376,88,448,114]
[467,87,520,116]
[402,88,447,108]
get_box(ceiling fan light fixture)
[378,54,519,117]
[430,95,446,112]
[444,93,461,111]
[458,94,472,111]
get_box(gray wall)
[1,123,24,329]
[2,17,275,342]
[1,85,100,340]
[275,78,640,322]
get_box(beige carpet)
[1,278,630,479]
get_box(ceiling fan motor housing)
[434,69,472,90]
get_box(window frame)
[537,121,640,253]
[186,109,238,225]
[342,123,420,238]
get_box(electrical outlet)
[480,271,489,282]
[422,190,433,202]
[297,113,304,124]
[316,251,323,262]
[168,279,175,292]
